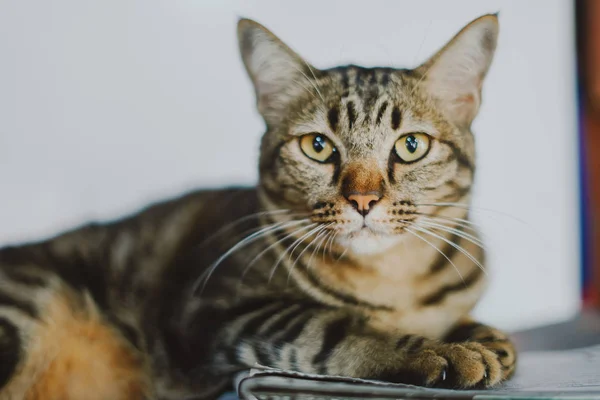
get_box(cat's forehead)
[323,65,400,103]
[289,65,444,150]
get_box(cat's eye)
[394,133,431,163]
[299,134,337,163]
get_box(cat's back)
[88,185,263,307]
[0,185,261,317]
[0,186,261,399]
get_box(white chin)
[337,229,401,256]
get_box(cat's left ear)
[416,14,499,128]
[238,18,317,120]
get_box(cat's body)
[0,14,516,400]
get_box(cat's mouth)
[348,226,374,237]
[345,221,393,239]
[337,226,402,255]
[309,203,407,253]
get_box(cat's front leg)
[214,301,511,389]
[443,317,517,381]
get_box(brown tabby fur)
[0,14,516,400]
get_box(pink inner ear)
[455,93,475,105]
[446,90,479,126]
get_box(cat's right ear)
[238,18,316,120]
[414,14,499,129]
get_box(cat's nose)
[340,161,384,217]
[346,193,381,216]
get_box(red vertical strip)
[581,0,600,307]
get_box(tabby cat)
[0,13,516,400]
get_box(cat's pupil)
[313,135,326,153]
[405,135,418,154]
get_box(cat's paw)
[445,322,517,381]
[378,341,503,389]
[430,342,503,389]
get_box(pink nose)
[347,193,381,216]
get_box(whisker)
[410,225,487,276]
[309,228,332,269]
[268,223,325,283]
[335,247,348,264]
[226,221,301,253]
[289,225,330,272]
[322,230,336,263]
[241,223,317,279]
[416,202,550,250]
[415,202,528,225]
[194,209,298,249]
[404,227,465,285]
[193,219,309,295]
[287,225,331,285]
[327,230,339,258]
[293,61,325,104]
[415,203,550,280]
[409,59,435,96]
[413,19,432,66]
[418,215,481,236]
[292,78,318,101]
[415,220,485,249]
[305,65,326,104]
[288,221,325,261]
[236,222,317,294]
[415,212,481,229]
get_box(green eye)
[300,134,336,163]
[394,133,431,163]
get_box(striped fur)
[0,14,515,400]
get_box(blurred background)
[0,0,592,335]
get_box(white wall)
[0,0,580,331]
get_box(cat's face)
[239,15,498,255]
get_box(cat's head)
[238,15,498,255]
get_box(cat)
[0,13,516,400]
